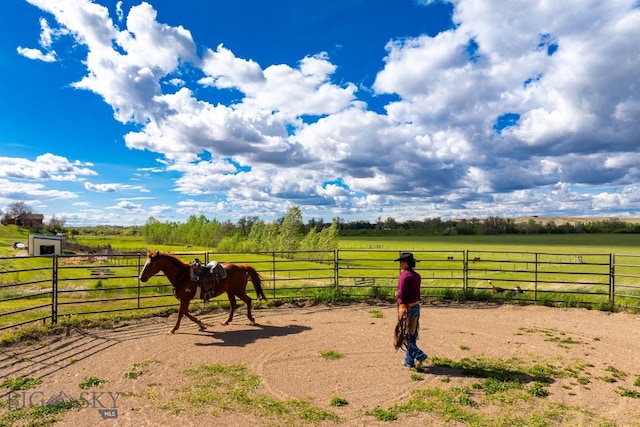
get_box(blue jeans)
[404,304,427,367]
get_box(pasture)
[59,229,640,255]
[339,233,640,254]
[2,231,640,337]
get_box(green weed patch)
[1,377,42,391]
[367,355,624,425]
[162,364,339,423]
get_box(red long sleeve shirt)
[396,268,421,305]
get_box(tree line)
[138,211,640,250]
[336,216,640,235]
[141,206,339,253]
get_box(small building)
[7,214,45,229]
[28,234,63,256]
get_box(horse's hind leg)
[239,293,255,325]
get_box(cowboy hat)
[394,252,418,262]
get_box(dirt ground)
[1,302,640,426]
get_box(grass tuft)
[367,407,397,421]
[320,350,344,360]
[0,394,83,426]
[124,359,162,379]
[619,389,640,398]
[1,377,42,390]
[79,376,107,389]
[368,309,384,318]
[330,396,348,406]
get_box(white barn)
[28,234,63,256]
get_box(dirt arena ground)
[1,302,640,426]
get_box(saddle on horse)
[189,259,227,302]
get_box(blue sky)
[1,0,640,227]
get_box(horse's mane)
[148,251,188,267]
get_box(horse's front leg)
[222,293,237,325]
[168,298,188,334]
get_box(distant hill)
[510,216,640,225]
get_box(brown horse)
[139,251,266,334]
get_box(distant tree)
[141,216,164,244]
[238,217,248,236]
[424,217,445,233]
[383,217,399,230]
[299,226,319,251]
[454,219,478,235]
[247,219,280,252]
[277,206,304,252]
[306,217,325,232]
[376,216,383,229]
[46,215,66,233]
[237,215,259,236]
[521,219,543,234]
[217,232,249,252]
[317,221,339,250]
[404,219,424,230]
[300,220,339,260]
[247,219,266,251]
[6,202,34,225]
[8,201,33,217]
[123,226,140,236]
[243,207,338,254]
[484,216,515,235]
[262,222,281,251]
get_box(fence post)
[52,255,58,325]
[610,253,615,306]
[534,253,539,302]
[463,250,468,298]
[271,251,276,299]
[137,253,141,309]
[334,249,339,290]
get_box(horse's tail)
[243,265,267,300]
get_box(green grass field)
[4,225,638,255]
[339,233,640,254]
[2,226,640,342]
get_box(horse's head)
[139,251,162,282]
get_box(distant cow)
[472,257,481,262]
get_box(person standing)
[394,252,427,369]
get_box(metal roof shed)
[28,234,63,256]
